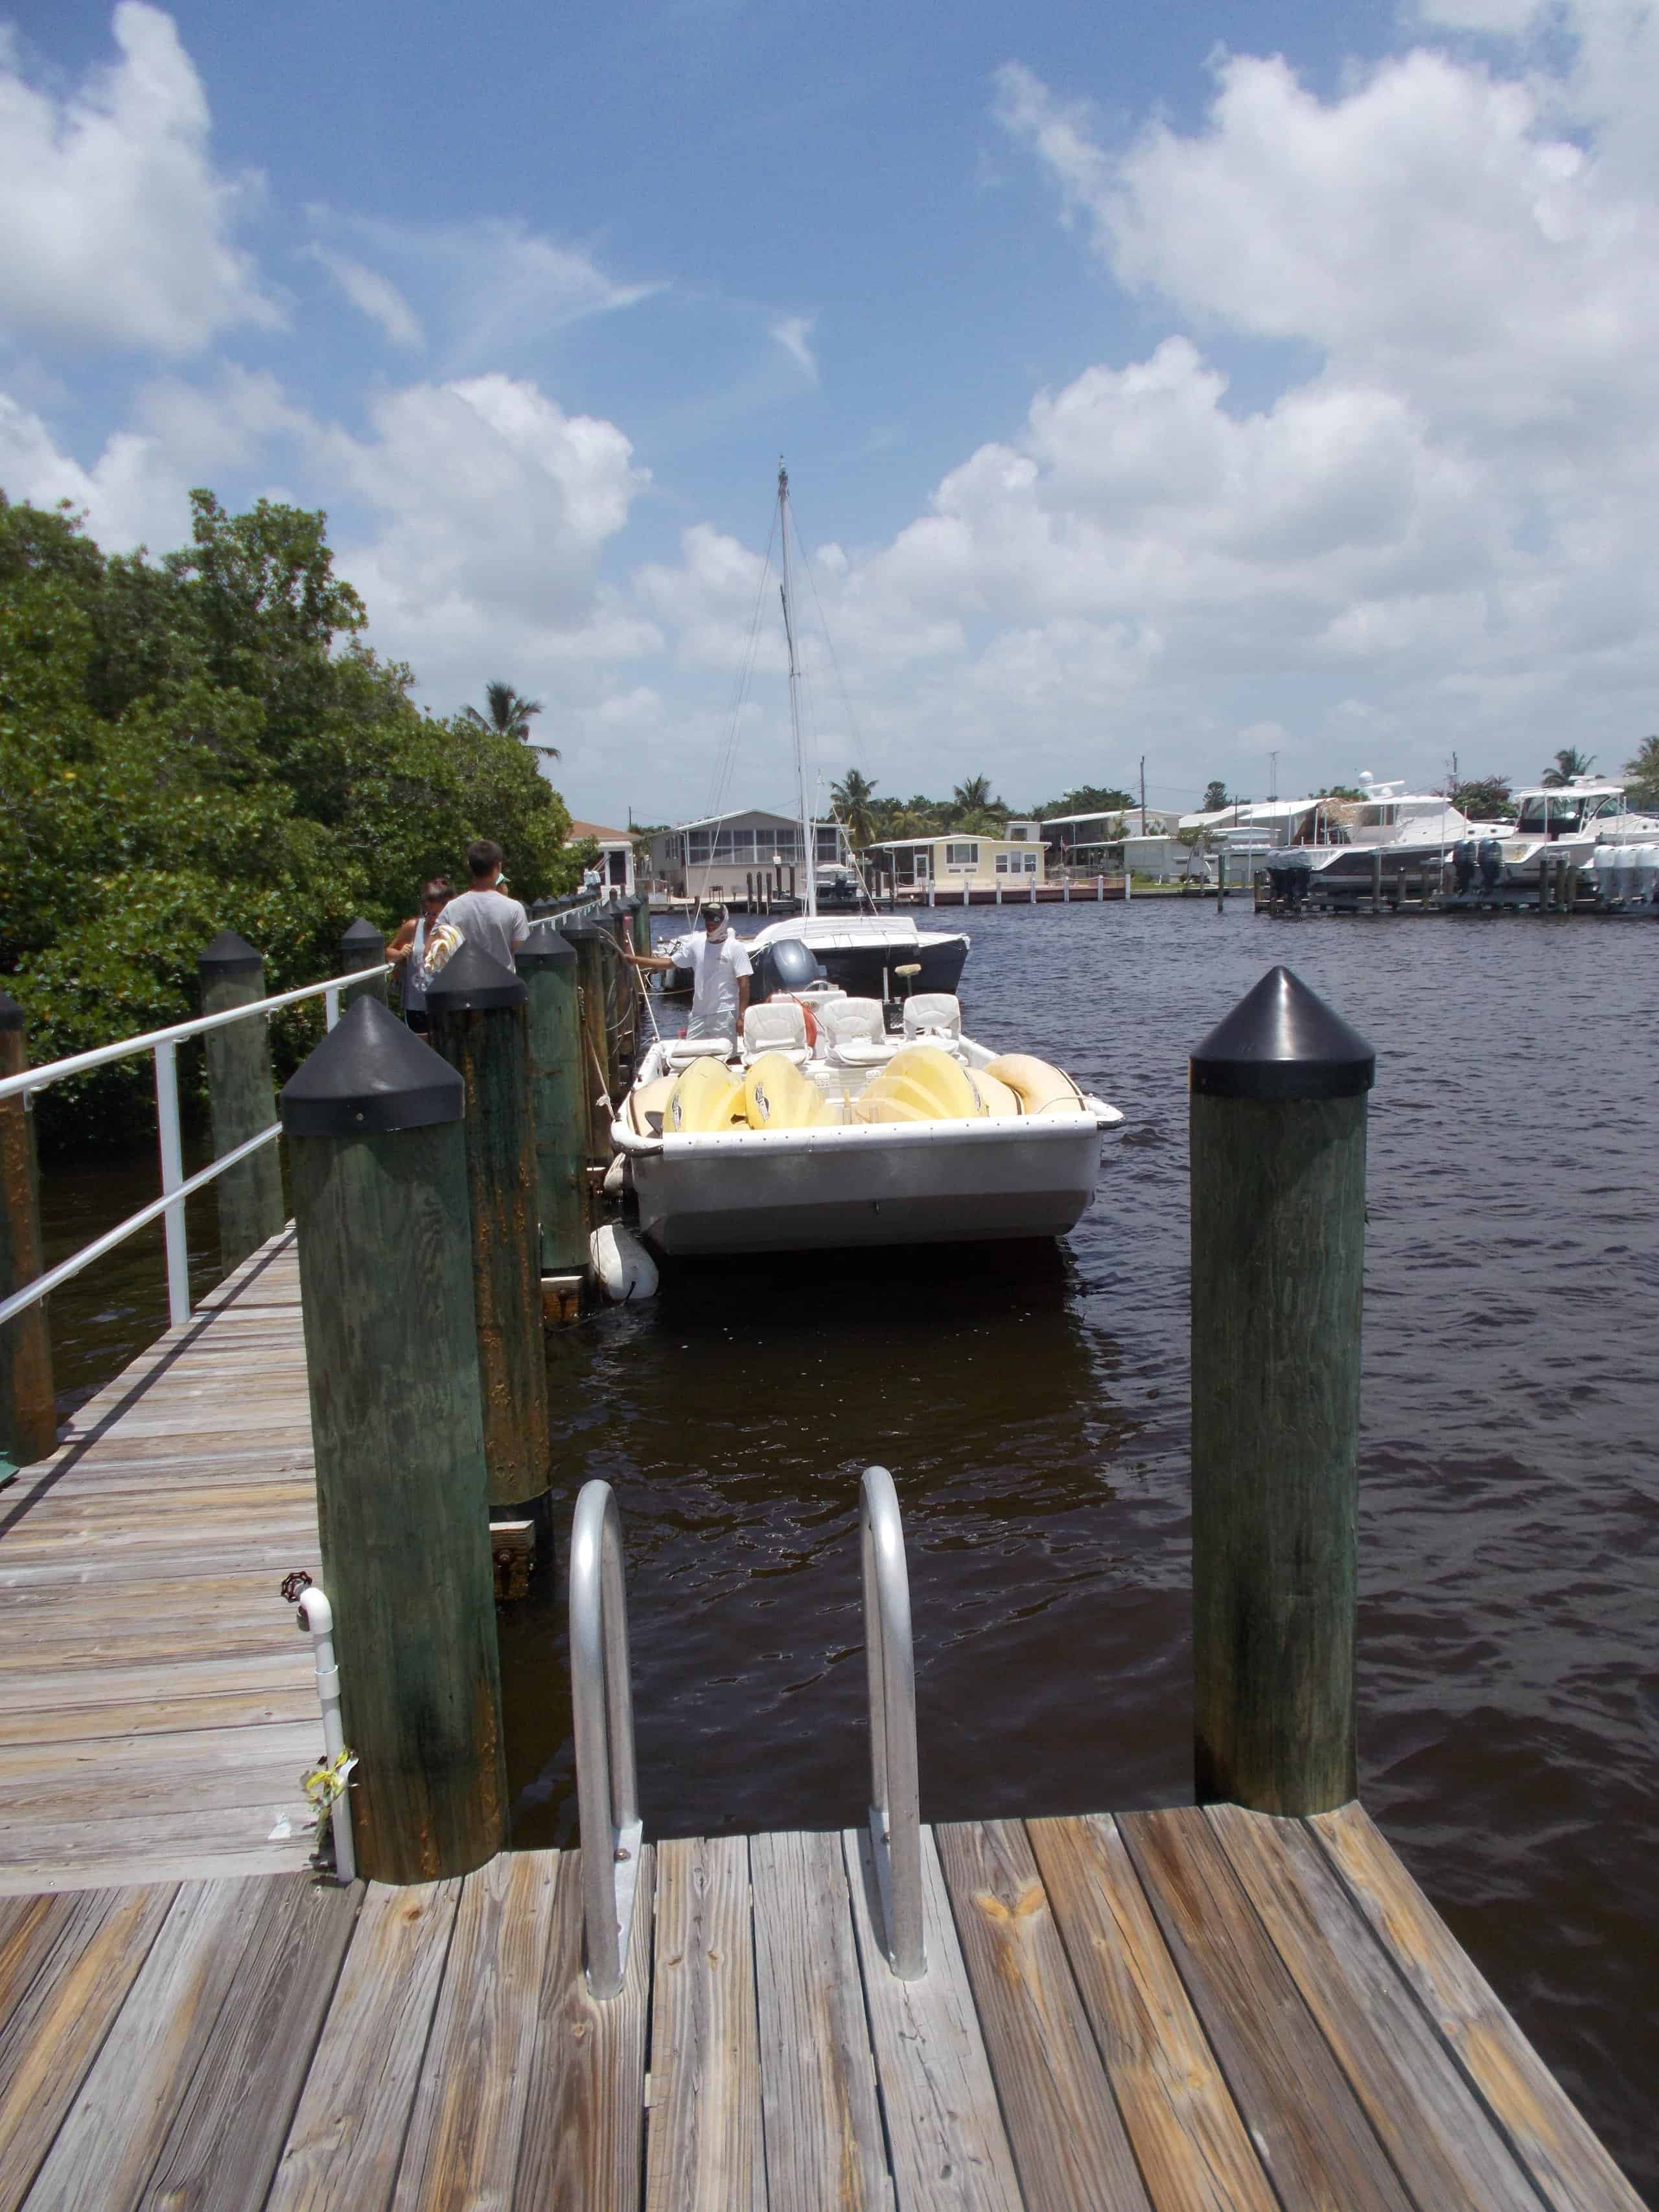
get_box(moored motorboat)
[747,912,969,1003]
[610,989,1119,1256]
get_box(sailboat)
[745,463,970,1005]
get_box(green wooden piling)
[517,930,589,1277]
[1189,965,1374,1815]
[425,940,551,1508]
[281,999,506,1881]
[0,995,55,1472]
[561,922,616,1165]
[198,931,285,1270]
[340,918,388,1010]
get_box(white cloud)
[307,247,423,350]
[769,315,819,382]
[0,3,275,355]
[307,210,662,373]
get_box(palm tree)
[1624,734,1659,811]
[1540,745,1595,787]
[952,774,995,813]
[830,767,879,849]
[462,681,555,752]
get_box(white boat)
[612,991,1120,1257]
[1494,777,1659,885]
[747,911,969,1001]
[1299,782,1484,898]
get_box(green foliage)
[1622,736,1659,811]
[461,679,549,749]
[829,767,878,849]
[1025,783,1134,823]
[1201,780,1232,812]
[1451,776,1516,821]
[1540,745,1596,787]
[0,492,578,1147]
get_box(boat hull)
[750,933,969,1003]
[625,1114,1105,1256]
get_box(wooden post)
[0,994,55,1471]
[631,893,651,957]
[561,922,615,1165]
[1369,848,1382,916]
[517,929,589,1278]
[340,918,388,1009]
[1216,848,1226,914]
[281,998,506,1881]
[425,941,551,1509]
[197,931,285,1270]
[1189,966,1373,1814]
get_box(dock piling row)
[197,930,286,1270]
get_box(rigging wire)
[699,503,780,843]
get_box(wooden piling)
[0,994,55,1471]
[516,929,589,1278]
[281,998,506,1881]
[340,918,388,1009]
[561,922,616,1165]
[425,941,551,1509]
[198,931,286,1271]
[1189,966,1374,1814]
[1370,848,1383,916]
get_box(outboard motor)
[1453,839,1476,894]
[1478,837,1503,893]
[754,934,826,1002]
[1284,852,1313,911]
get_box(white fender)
[602,1153,628,1198]
[591,1222,659,1302]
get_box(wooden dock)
[0,1803,1643,2211]
[0,1232,320,1895]
[0,1229,1644,2207]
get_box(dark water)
[35,903,1656,2192]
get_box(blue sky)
[5,0,1658,826]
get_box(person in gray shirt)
[430,839,529,974]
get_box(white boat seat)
[741,1001,810,1067]
[902,992,964,1047]
[817,997,899,1069]
[664,1036,735,1070]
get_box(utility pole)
[1139,754,1146,832]
[1448,751,1458,798]
[1270,750,1279,808]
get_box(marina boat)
[612,988,1119,1255]
[1492,778,1659,886]
[747,911,969,1002]
[1299,782,1485,900]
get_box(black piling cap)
[560,919,606,946]
[0,991,23,1032]
[198,929,264,976]
[340,918,385,962]
[1191,966,1375,1102]
[281,996,463,1136]
[424,937,527,1010]
[515,927,576,971]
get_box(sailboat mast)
[777,460,817,918]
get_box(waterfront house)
[863,827,1047,893]
[650,809,850,903]
[566,819,636,895]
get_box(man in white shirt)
[621,902,752,1045]
[430,839,529,975]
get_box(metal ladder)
[568,1463,925,1996]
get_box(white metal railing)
[0,961,390,1333]
[861,1464,925,1979]
[569,1479,642,1999]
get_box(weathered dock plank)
[0,1231,323,1895]
[644,1835,765,2212]
[0,1807,1643,2211]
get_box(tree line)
[0,492,580,1143]
[826,771,1135,849]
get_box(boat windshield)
[1518,795,1586,833]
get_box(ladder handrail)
[861,1464,925,1979]
[569,1480,642,1999]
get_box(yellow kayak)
[664,1057,747,1134]
[853,1045,1022,1123]
[743,1053,833,1130]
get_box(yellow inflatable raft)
[664,1056,747,1134]
[853,1045,1022,1124]
[984,1053,1089,1115]
[743,1053,833,1130]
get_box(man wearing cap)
[621,902,751,1048]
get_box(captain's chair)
[662,1036,735,1071]
[901,992,964,1049]
[818,997,899,1069]
[741,999,810,1066]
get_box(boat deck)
[0,1802,1641,2211]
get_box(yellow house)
[864,826,1047,893]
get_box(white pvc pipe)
[153,1042,190,1330]
[298,1587,355,1884]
